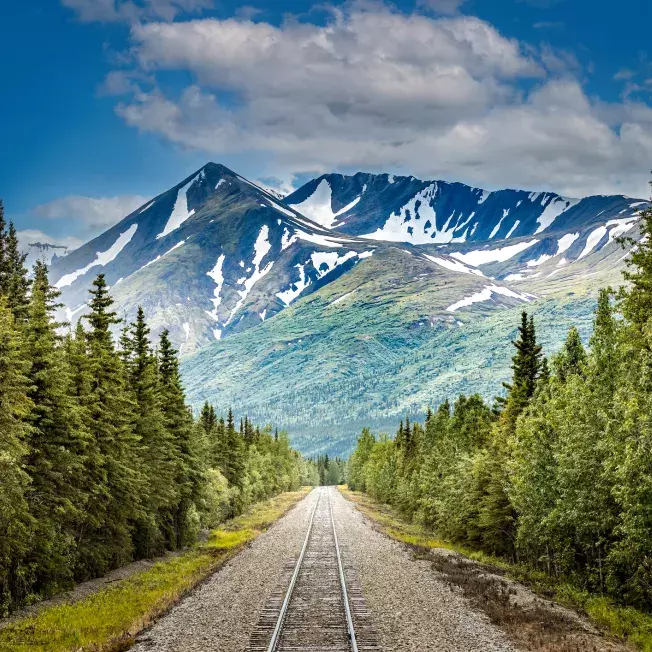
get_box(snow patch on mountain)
[266,199,296,218]
[311,251,358,278]
[330,289,357,306]
[451,239,538,266]
[556,232,579,255]
[157,173,201,240]
[295,230,352,248]
[579,226,608,259]
[143,240,185,270]
[139,200,155,213]
[446,284,532,312]
[226,225,273,324]
[606,217,638,244]
[423,254,484,277]
[206,253,226,320]
[490,209,510,239]
[56,224,138,289]
[290,179,363,229]
[362,183,444,244]
[534,197,579,235]
[277,264,309,306]
[505,220,520,238]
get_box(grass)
[340,487,652,652]
[0,488,310,652]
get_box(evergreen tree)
[23,262,90,595]
[553,327,587,382]
[78,274,141,576]
[158,329,203,549]
[4,223,30,323]
[0,298,32,612]
[125,308,176,557]
[620,180,652,337]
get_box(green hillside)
[181,247,599,455]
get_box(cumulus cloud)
[34,195,149,228]
[61,0,212,23]
[111,5,652,198]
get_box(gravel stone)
[331,488,518,652]
[132,488,517,651]
[131,491,319,652]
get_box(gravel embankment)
[131,490,318,652]
[331,488,517,652]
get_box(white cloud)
[34,195,149,228]
[17,230,84,267]
[112,5,652,198]
[61,0,212,23]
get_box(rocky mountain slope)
[49,164,532,356]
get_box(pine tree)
[78,274,141,576]
[4,223,30,323]
[0,297,33,612]
[158,329,203,549]
[0,201,8,295]
[223,408,245,488]
[620,180,652,337]
[499,312,543,429]
[126,308,176,557]
[553,327,587,382]
[481,312,543,557]
[23,262,91,595]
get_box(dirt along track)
[131,487,523,651]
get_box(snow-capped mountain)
[44,162,650,452]
[50,163,531,354]
[286,171,647,299]
[286,172,644,247]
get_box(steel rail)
[266,487,322,652]
[328,487,359,652]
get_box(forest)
[348,194,652,610]
[0,201,315,614]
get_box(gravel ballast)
[131,491,319,652]
[132,487,518,651]
[330,487,517,652]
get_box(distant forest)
[0,200,315,614]
[349,190,652,610]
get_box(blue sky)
[1,0,651,246]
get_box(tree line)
[348,191,652,610]
[0,201,308,614]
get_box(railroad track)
[247,487,380,652]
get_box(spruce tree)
[4,223,30,323]
[23,262,90,594]
[78,274,141,576]
[553,327,587,382]
[158,329,203,548]
[126,308,176,557]
[620,181,652,337]
[0,297,33,611]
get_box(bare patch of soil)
[427,549,630,652]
